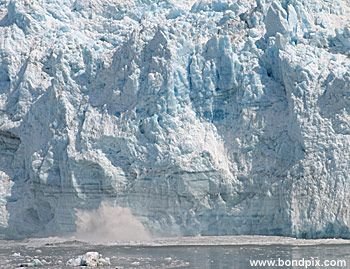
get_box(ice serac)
[0,0,349,239]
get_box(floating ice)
[66,252,111,267]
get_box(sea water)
[1,237,350,268]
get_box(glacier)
[0,0,349,239]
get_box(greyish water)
[1,237,350,268]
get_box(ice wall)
[0,0,349,238]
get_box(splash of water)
[74,202,151,243]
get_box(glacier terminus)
[0,0,349,239]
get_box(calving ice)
[0,0,349,239]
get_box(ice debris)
[18,258,43,267]
[66,252,111,267]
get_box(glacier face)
[0,0,349,239]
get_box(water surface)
[1,236,349,268]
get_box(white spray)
[74,202,151,243]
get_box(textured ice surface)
[0,0,349,239]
